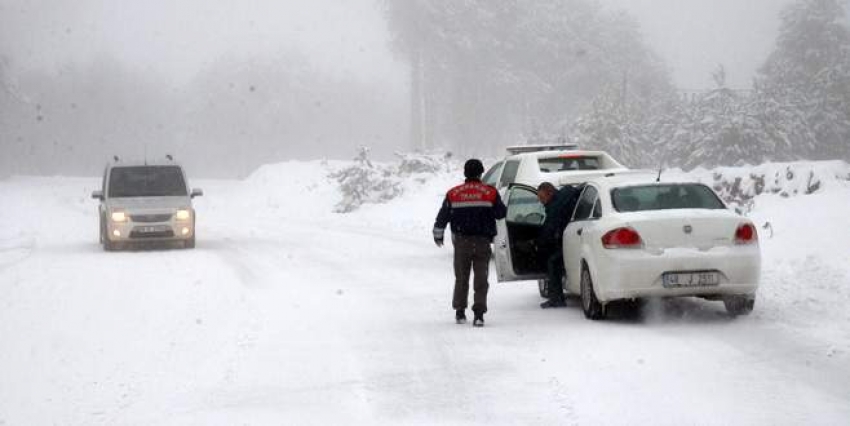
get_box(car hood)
[106,196,190,211]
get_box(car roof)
[505,144,579,155]
[581,171,710,190]
[107,160,183,169]
[507,149,615,160]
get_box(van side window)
[499,160,520,188]
[483,161,504,186]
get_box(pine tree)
[758,0,850,160]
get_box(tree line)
[385,0,850,169]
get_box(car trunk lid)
[619,209,744,251]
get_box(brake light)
[735,223,757,245]
[602,227,643,249]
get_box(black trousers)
[544,249,565,301]
[452,235,492,314]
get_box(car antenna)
[113,155,120,162]
[656,165,663,182]
[166,154,173,161]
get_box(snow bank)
[747,188,850,355]
[229,157,458,235]
[239,160,345,216]
[668,160,850,212]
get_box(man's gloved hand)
[433,227,445,248]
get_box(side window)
[572,186,598,221]
[506,186,545,226]
[482,161,504,187]
[591,197,602,219]
[499,160,520,188]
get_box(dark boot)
[455,309,467,324]
[540,298,567,309]
[473,312,484,327]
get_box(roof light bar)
[506,144,579,155]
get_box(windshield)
[612,184,725,212]
[108,166,188,198]
[539,156,601,172]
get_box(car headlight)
[175,209,192,221]
[110,211,127,222]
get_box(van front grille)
[131,214,172,223]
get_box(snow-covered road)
[1,164,849,425]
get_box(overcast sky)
[1,0,795,91]
[0,0,403,87]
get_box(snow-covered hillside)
[1,160,849,425]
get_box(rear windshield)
[108,166,188,198]
[612,184,725,212]
[538,156,600,172]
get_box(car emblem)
[683,225,693,234]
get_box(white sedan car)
[494,174,760,319]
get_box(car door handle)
[577,229,583,236]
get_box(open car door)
[494,184,548,282]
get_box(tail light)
[735,223,758,245]
[602,227,643,249]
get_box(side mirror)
[191,188,204,198]
[91,190,104,200]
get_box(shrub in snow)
[330,149,454,213]
[330,147,403,213]
[676,161,850,214]
[394,151,450,176]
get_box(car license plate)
[662,271,720,288]
[137,225,169,234]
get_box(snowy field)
[1,161,849,425]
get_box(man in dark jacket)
[433,159,507,327]
[534,182,582,308]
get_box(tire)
[724,296,755,317]
[103,237,118,252]
[101,216,118,251]
[538,279,549,298]
[184,236,196,249]
[580,263,606,320]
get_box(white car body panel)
[563,177,761,303]
[493,184,546,282]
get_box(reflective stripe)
[451,201,494,209]
[433,227,445,238]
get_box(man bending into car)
[534,182,582,308]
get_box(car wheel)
[103,237,117,251]
[537,279,549,298]
[580,263,605,320]
[184,236,196,249]
[724,296,755,317]
[101,216,118,251]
